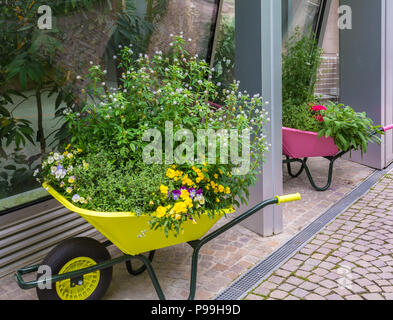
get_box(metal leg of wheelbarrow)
[127,198,279,300]
[126,250,156,276]
[284,151,347,192]
[286,156,308,178]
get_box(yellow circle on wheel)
[56,257,100,300]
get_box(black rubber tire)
[36,237,113,300]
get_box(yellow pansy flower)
[180,189,190,200]
[156,206,167,218]
[160,185,169,195]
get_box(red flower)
[311,105,327,122]
[311,105,327,112]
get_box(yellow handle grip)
[275,193,301,205]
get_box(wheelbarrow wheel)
[36,237,112,300]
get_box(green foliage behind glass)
[282,28,323,108]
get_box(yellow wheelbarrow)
[15,183,301,300]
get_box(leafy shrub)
[318,102,381,155]
[282,28,323,108]
[282,100,321,133]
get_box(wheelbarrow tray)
[43,183,234,256]
[282,127,339,158]
[282,125,392,191]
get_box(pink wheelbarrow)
[282,125,393,191]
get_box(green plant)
[318,102,381,155]
[282,101,322,132]
[282,28,323,108]
[39,35,270,237]
[212,17,235,103]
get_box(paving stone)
[381,286,393,293]
[345,295,364,300]
[286,277,304,286]
[313,268,329,277]
[319,261,336,271]
[246,294,265,300]
[299,281,319,291]
[362,293,385,300]
[269,276,285,285]
[326,294,345,300]
[253,287,271,297]
[382,293,393,300]
[291,288,309,299]
[366,285,381,293]
[304,258,321,267]
[277,283,296,292]
[304,294,326,300]
[320,279,339,289]
[270,290,289,299]
[274,269,292,278]
[308,275,324,283]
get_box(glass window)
[282,0,324,42]
[0,0,220,212]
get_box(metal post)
[235,0,283,236]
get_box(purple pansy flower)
[188,188,196,199]
[172,190,181,201]
[196,189,203,196]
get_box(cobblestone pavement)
[245,171,393,301]
[0,158,374,300]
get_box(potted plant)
[282,30,383,190]
[36,35,270,238]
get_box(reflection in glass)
[0,0,220,210]
[282,0,323,42]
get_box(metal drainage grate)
[215,163,393,300]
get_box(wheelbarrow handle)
[275,193,302,205]
[382,124,393,132]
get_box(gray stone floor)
[245,169,393,300]
[0,157,374,300]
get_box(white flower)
[53,153,62,161]
[105,115,110,119]
[101,82,106,86]
[188,38,192,42]
[89,61,93,65]
[72,194,81,203]
[113,55,117,60]
[48,157,55,164]
[33,169,39,177]
[76,75,82,80]
[103,70,107,74]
